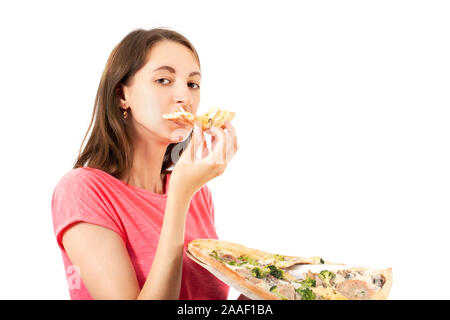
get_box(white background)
[0,0,449,299]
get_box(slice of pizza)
[162,107,236,131]
[161,109,195,126]
[186,239,393,300]
[198,107,236,131]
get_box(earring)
[121,102,130,119]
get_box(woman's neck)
[123,133,169,194]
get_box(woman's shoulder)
[54,167,110,193]
[51,167,117,217]
[51,167,126,244]
[57,166,97,183]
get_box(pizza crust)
[188,239,335,268]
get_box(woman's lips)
[167,119,191,128]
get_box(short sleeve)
[51,169,125,252]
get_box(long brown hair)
[73,28,200,181]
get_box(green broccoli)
[267,265,285,279]
[273,254,286,263]
[294,276,317,300]
[300,277,316,288]
[318,270,336,287]
[239,255,258,266]
[296,287,316,300]
[251,267,270,279]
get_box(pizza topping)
[210,250,261,268]
[267,265,285,279]
[265,274,282,286]
[228,267,265,287]
[294,276,318,300]
[209,250,226,263]
[345,272,356,280]
[249,277,265,286]
[221,254,240,264]
[278,283,296,300]
[235,268,252,278]
[337,270,358,280]
[249,264,285,280]
[269,286,289,300]
[270,284,296,300]
[315,277,324,287]
[336,280,374,300]
[300,277,316,288]
[258,254,288,267]
[318,270,336,288]
[251,267,269,279]
[296,287,316,300]
[239,255,259,266]
[371,274,386,288]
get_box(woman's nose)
[173,81,193,106]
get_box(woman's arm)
[62,182,193,300]
[62,222,141,299]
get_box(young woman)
[51,28,242,299]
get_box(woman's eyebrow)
[153,65,201,77]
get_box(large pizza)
[187,239,393,300]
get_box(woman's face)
[120,40,201,143]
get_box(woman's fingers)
[205,124,237,165]
[224,121,238,156]
[206,126,225,163]
[202,138,209,158]
[184,124,204,163]
[208,128,217,151]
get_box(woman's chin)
[169,126,192,143]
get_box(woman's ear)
[115,86,128,110]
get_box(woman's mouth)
[168,119,191,128]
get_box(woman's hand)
[170,120,239,197]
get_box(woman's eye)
[156,78,199,89]
[156,78,170,85]
[189,82,200,89]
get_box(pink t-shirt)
[51,167,229,300]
